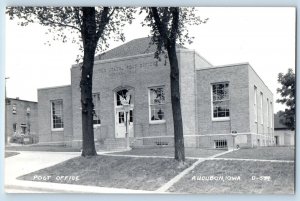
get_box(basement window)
[215,140,227,149]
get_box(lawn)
[168,160,294,194]
[109,147,225,158]
[18,155,196,191]
[6,145,81,152]
[218,146,295,161]
[5,151,20,158]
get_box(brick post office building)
[37,37,274,149]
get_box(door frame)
[113,86,135,138]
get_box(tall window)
[92,93,101,125]
[260,92,263,124]
[149,87,165,123]
[267,98,269,127]
[254,86,257,122]
[270,102,273,128]
[212,82,230,120]
[12,104,17,114]
[51,100,64,130]
[13,123,17,133]
[26,106,31,114]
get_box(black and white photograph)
[4,6,295,194]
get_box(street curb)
[5,181,156,194]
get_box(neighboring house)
[37,37,274,149]
[5,97,38,143]
[274,112,295,146]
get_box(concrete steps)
[96,138,127,151]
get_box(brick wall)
[70,50,212,147]
[248,65,274,146]
[71,53,174,147]
[6,98,38,140]
[38,85,73,145]
[196,64,250,135]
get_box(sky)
[5,7,295,113]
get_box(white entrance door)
[115,108,134,138]
[115,88,134,138]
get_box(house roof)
[6,97,37,104]
[94,37,186,61]
[274,112,288,129]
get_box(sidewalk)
[4,151,153,193]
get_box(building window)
[267,98,269,127]
[12,104,17,114]
[51,100,64,130]
[26,106,31,114]
[20,124,27,134]
[116,89,132,106]
[149,86,165,123]
[270,102,273,128]
[13,123,17,133]
[215,140,227,149]
[118,111,125,124]
[129,110,133,123]
[6,99,11,105]
[260,92,263,124]
[254,86,257,122]
[92,93,101,126]
[212,82,230,120]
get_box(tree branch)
[74,7,82,30]
[96,7,110,40]
[39,15,81,31]
[151,7,168,42]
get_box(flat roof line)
[196,62,249,71]
[38,84,71,91]
[6,97,37,103]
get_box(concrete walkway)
[5,151,79,193]
[155,149,235,192]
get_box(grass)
[218,146,295,161]
[109,147,225,158]
[6,145,81,152]
[18,155,196,191]
[168,160,294,194]
[5,151,20,158]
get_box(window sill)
[51,128,64,132]
[212,117,230,122]
[93,124,101,128]
[149,120,166,125]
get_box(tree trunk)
[167,43,185,162]
[80,7,97,157]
